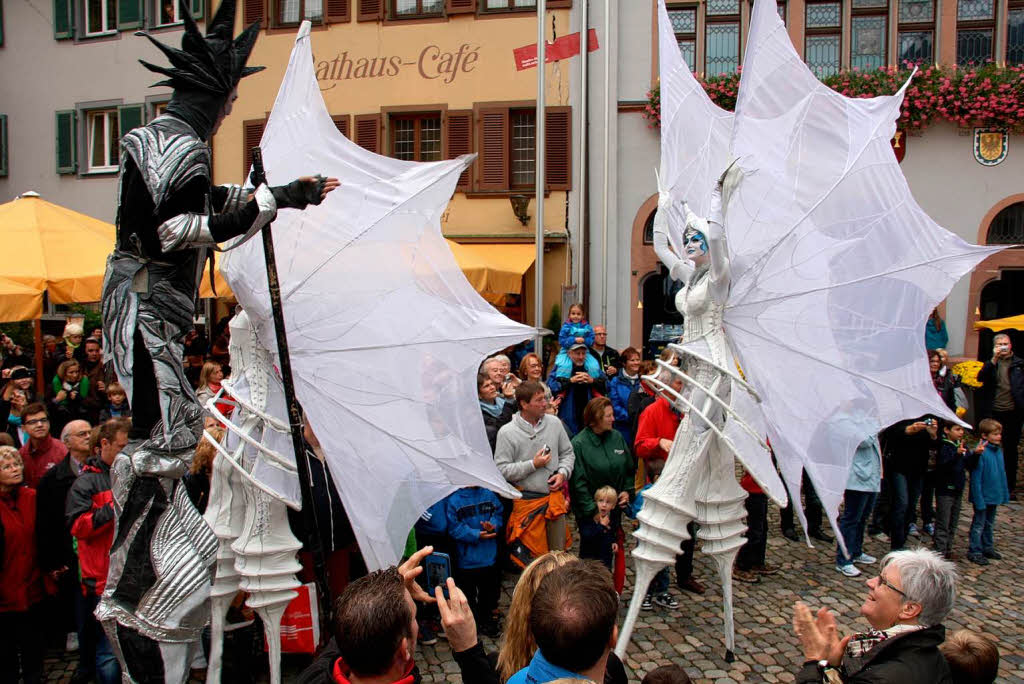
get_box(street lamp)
[509,194,531,226]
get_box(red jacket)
[0,486,44,612]
[634,396,682,461]
[19,435,68,489]
[65,458,115,596]
[740,471,763,494]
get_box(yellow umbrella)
[444,240,536,294]
[199,250,233,299]
[0,192,114,303]
[974,314,1024,332]
[0,276,44,323]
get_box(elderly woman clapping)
[792,548,957,682]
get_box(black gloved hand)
[269,175,328,210]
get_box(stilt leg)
[615,559,664,658]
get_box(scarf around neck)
[480,395,507,418]
[845,623,923,659]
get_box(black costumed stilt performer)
[96,2,338,679]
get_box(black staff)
[251,146,332,626]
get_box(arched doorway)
[965,198,1024,359]
[640,266,684,358]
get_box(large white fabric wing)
[656,0,733,258]
[221,24,530,570]
[723,0,1005,544]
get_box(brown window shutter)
[357,0,382,21]
[243,0,265,27]
[476,108,509,192]
[331,114,350,138]
[547,0,571,7]
[242,118,267,182]
[544,106,571,191]
[445,110,473,191]
[326,0,350,22]
[354,113,381,153]
[445,0,475,13]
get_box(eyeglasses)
[874,574,907,599]
[24,417,49,427]
[70,431,91,438]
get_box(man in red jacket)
[18,402,68,487]
[633,373,705,596]
[66,418,127,684]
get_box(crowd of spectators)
[0,307,1014,683]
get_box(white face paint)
[684,231,708,259]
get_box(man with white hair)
[792,548,956,682]
[978,332,1023,499]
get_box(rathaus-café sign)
[315,43,481,89]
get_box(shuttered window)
[56,110,78,175]
[242,118,267,182]
[326,0,349,21]
[331,114,351,138]
[445,110,473,191]
[118,104,145,138]
[0,115,8,178]
[354,113,381,152]
[118,0,143,28]
[54,0,75,38]
[358,0,382,20]
[446,0,474,13]
[244,0,266,26]
[475,105,571,193]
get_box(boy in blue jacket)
[967,418,1011,565]
[446,486,503,637]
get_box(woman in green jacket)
[570,397,635,591]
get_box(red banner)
[513,29,599,71]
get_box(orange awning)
[445,241,536,294]
[0,276,44,323]
[975,314,1024,332]
[0,193,115,304]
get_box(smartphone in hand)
[417,552,452,600]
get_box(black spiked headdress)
[137,0,264,96]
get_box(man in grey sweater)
[495,380,575,554]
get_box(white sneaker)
[835,563,861,577]
[66,631,79,652]
[853,553,877,565]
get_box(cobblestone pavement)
[42,498,1023,683]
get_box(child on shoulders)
[554,303,595,368]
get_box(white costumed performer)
[618,0,1007,660]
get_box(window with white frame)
[277,0,323,25]
[85,0,117,35]
[482,0,536,10]
[156,0,183,25]
[705,0,740,76]
[897,0,935,64]
[86,109,120,173]
[510,109,536,189]
[392,0,442,17]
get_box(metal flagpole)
[250,147,332,626]
[535,0,546,355]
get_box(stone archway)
[965,195,1024,359]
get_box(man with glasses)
[18,402,68,488]
[589,325,621,379]
[37,419,93,675]
[792,548,955,682]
